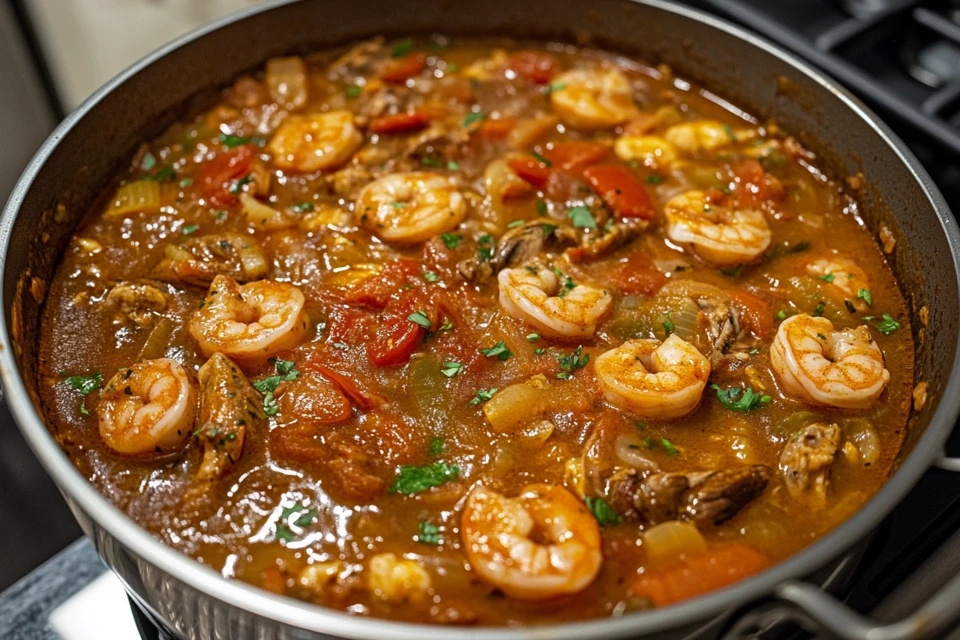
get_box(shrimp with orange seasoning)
[98,358,196,456]
[549,67,637,129]
[498,265,612,338]
[189,275,310,366]
[461,483,602,600]
[771,313,890,409]
[594,334,711,419]
[355,171,467,244]
[664,189,772,267]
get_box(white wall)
[25,0,263,110]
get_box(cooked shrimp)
[98,358,196,456]
[367,553,432,603]
[189,275,310,365]
[594,335,711,419]
[771,314,890,409]
[549,68,637,130]
[267,110,363,173]
[664,119,754,154]
[805,256,868,298]
[355,171,467,244]
[498,265,612,338]
[613,134,678,169]
[461,483,601,600]
[664,190,772,267]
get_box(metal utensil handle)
[724,453,960,640]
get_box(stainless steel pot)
[3,1,960,638]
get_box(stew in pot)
[38,37,915,625]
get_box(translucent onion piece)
[615,433,660,473]
[483,376,551,433]
[105,180,161,219]
[843,418,881,467]
[769,411,818,441]
[642,521,708,569]
[265,56,308,111]
[519,419,555,443]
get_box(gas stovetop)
[3,1,960,638]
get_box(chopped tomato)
[342,258,421,309]
[380,52,427,84]
[367,292,434,367]
[732,159,784,207]
[477,117,517,139]
[302,363,385,410]
[199,145,255,206]
[506,155,551,187]
[368,110,430,134]
[632,543,768,607]
[728,288,774,339]
[277,374,352,424]
[583,165,655,220]
[545,141,611,173]
[612,253,667,296]
[506,51,556,85]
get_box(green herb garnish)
[418,520,441,545]
[428,437,445,456]
[711,384,772,412]
[567,205,597,230]
[462,111,486,127]
[556,345,589,380]
[857,288,873,306]
[864,314,901,335]
[819,273,835,283]
[441,361,464,378]
[390,461,460,495]
[253,359,300,416]
[481,340,513,362]
[469,387,497,406]
[585,496,621,527]
[407,311,432,329]
[62,371,103,416]
[441,232,462,249]
[391,38,414,58]
[182,224,199,235]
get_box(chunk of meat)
[153,234,268,287]
[780,423,840,505]
[185,353,264,504]
[457,221,578,282]
[566,221,645,263]
[695,295,743,368]
[607,465,771,527]
[277,373,352,424]
[104,282,167,327]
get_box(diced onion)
[769,411,818,441]
[642,521,707,569]
[104,180,160,219]
[483,376,551,433]
[843,418,880,467]
[519,419,555,444]
[615,433,659,472]
[240,193,295,230]
[265,56,308,111]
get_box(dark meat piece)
[607,464,771,527]
[457,221,578,283]
[185,353,264,505]
[695,295,746,368]
[780,423,840,505]
[566,221,645,263]
[328,38,385,80]
[327,166,373,198]
[403,123,470,165]
[104,282,167,327]
[153,233,268,287]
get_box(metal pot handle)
[723,452,960,640]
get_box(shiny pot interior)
[2,0,960,638]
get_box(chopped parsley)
[857,288,873,306]
[813,300,825,317]
[530,151,552,167]
[764,241,810,261]
[660,438,680,456]
[535,199,548,216]
[253,359,300,416]
[722,124,737,142]
[776,309,788,321]
[447,160,461,170]
[819,273,836,283]
[526,333,540,342]
[345,84,363,99]
[142,165,176,182]
[275,503,317,542]
[585,497,621,527]
[662,312,674,337]
[556,345,590,380]
[567,205,597,230]
[481,340,513,362]
[428,437,445,456]
[418,520,441,545]
[439,317,454,332]
[645,174,663,185]
[407,311,432,329]
[462,111,486,127]
[61,371,103,416]
[220,133,264,148]
[390,201,407,209]
[507,219,525,228]
[469,387,497,406]
[534,347,546,356]
[390,461,460,495]
[420,156,441,168]
[441,232,462,249]
[391,38,414,58]
[139,153,157,171]
[719,264,743,278]
[544,81,568,95]
[182,224,199,235]
[292,202,315,213]
[228,174,253,195]
[178,177,194,189]
[549,267,577,298]
[541,222,558,236]
[422,271,440,282]
[441,361,464,378]
[864,314,901,335]
[711,384,772,412]
[477,233,495,261]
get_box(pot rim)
[2,0,960,638]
